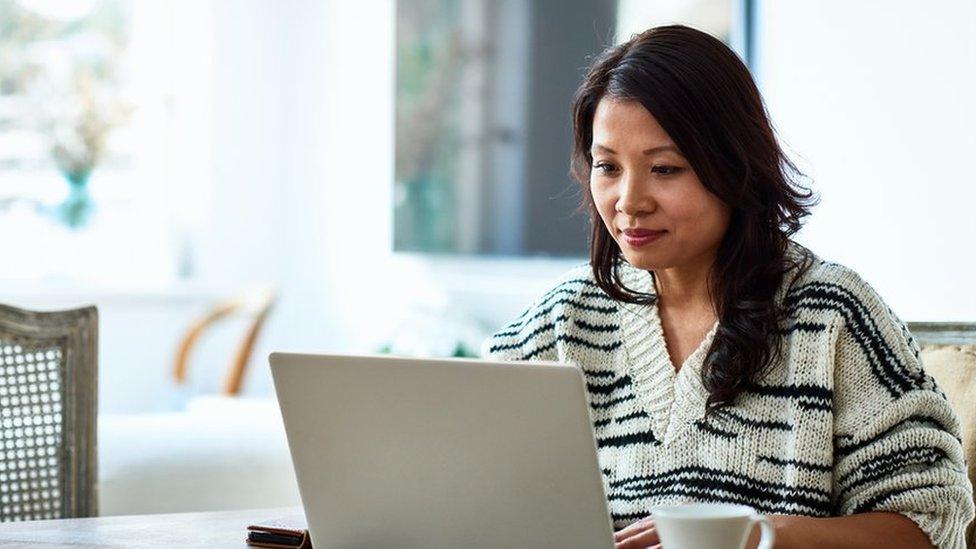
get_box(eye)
[593,162,618,175]
[652,165,683,176]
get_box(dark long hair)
[570,25,817,412]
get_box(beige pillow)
[921,344,976,549]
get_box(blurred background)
[0,0,973,517]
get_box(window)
[393,0,751,257]
[0,0,212,285]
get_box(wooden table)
[0,507,304,548]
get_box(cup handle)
[751,514,775,549]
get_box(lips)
[620,228,667,247]
[622,228,666,237]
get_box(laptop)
[269,352,616,549]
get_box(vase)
[56,170,95,229]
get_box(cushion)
[921,344,976,549]
[99,396,301,515]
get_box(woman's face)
[589,98,732,273]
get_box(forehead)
[591,98,672,149]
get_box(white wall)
[193,0,369,400]
[755,0,976,321]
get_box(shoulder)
[783,244,933,396]
[783,243,896,324]
[784,242,862,290]
[480,263,621,361]
[536,264,602,304]
[504,263,619,326]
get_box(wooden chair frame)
[0,304,98,519]
[172,287,276,395]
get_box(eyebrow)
[592,144,681,156]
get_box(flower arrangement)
[0,0,131,228]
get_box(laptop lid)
[269,352,615,549]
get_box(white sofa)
[98,396,301,515]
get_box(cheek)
[590,183,617,227]
[673,191,730,237]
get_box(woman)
[482,25,974,549]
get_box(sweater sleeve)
[829,275,974,549]
[480,267,594,363]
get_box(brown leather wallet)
[245,515,312,549]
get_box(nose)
[615,171,656,216]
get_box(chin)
[619,249,671,271]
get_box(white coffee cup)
[650,503,775,549]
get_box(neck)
[652,251,717,311]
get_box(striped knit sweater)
[482,244,975,548]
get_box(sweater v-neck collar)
[617,264,717,445]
